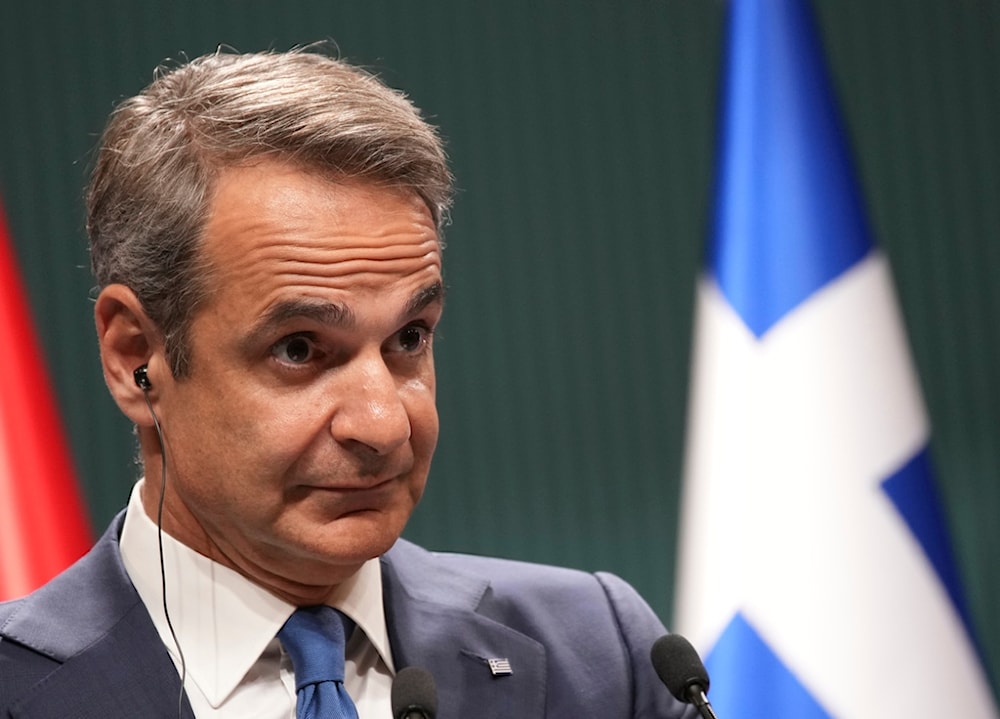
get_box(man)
[0,49,695,718]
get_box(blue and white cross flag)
[673,0,999,716]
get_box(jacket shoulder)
[383,539,693,718]
[387,538,664,634]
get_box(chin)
[308,511,406,565]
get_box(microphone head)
[391,666,438,719]
[650,633,711,703]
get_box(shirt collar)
[119,481,394,708]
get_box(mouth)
[303,471,403,492]
[281,478,398,524]
[289,473,406,512]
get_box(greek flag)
[673,0,999,715]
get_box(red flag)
[0,199,92,600]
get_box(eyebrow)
[244,280,445,348]
[404,280,445,318]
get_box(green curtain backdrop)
[1,0,997,696]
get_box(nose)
[330,351,411,456]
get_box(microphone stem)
[689,687,719,719]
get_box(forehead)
[202,161,439,250]
[197,161,442,312]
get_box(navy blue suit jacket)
[0,513,694,718]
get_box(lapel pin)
[487,658,513,677]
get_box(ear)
[94,284,166,426]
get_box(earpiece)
[133,364,152,391]
[130,360,186,715]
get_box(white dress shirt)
[119,481,396,718]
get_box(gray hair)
[87,48,453,376]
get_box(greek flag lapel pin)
[487,658,513,676]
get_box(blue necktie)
[278,606,360,719]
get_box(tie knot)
[278,606,354,689]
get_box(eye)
[271,335,317,365]
[389,323,433,355]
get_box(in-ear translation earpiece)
[133,364,152,391]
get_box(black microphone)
[651,634,719,719]
[391,666,438,719]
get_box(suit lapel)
[4,514,194,719]
[381,540,547,718]
[11,601,194,719]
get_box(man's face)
[150,161,442,600]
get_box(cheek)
[166,386,315,483]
